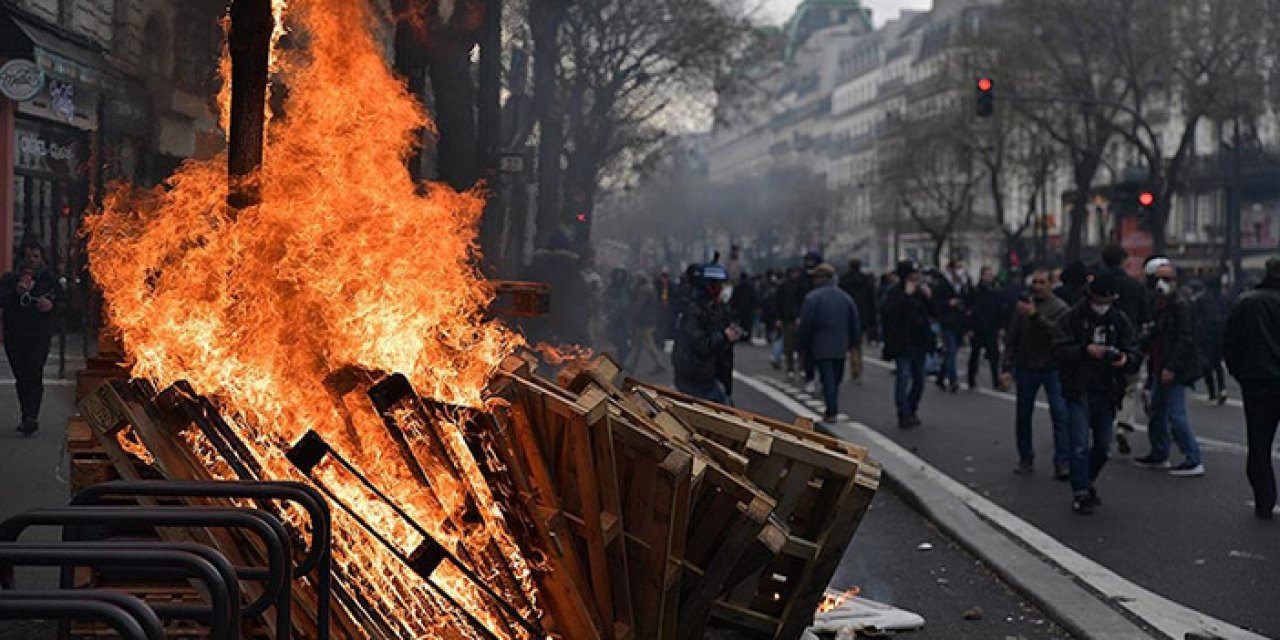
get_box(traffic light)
[975,77,994,118]
[1138,191,1155,208]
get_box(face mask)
[1090,303,1111,316]
[1155,279,1174,295]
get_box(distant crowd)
[583,246,1280,520]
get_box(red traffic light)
[575,212,588,223]
[1138,192,1155,207]
[977,78,993,92]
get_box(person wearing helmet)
[672,263,741,405]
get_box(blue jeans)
[1147,383,1202,465]
[1068,391,1116,495]
[939,330,961,384]
[894,348,927,417]
[814,358,845,417]
[772,336,784,364]
[1015,369,1070,465]
[676,380,731,406]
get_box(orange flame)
[817,586,862,613]
[86,0,538,637]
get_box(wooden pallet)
[631,385,881,640]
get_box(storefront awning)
[0,9,121,90]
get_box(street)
[717,341,1277,638]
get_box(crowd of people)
[600,246,1279,520]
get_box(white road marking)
[0,379,77,387]
[735,370,1269,640]
[858,356,1277,460]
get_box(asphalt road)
[728,342,1278,638]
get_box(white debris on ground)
[804,589,926,638]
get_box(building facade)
[0,0,226,275]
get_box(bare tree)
[1101,0,1270,252]
[884,112,984,267]
[987,0,1134,262]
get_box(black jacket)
[672,297,733,390]
[839,270,879,332]
[933,276,969,333]
[1224,279,1280,389]
[1053,302,1142,403]
[881,283,935,359]
[1105,265,1150,333]
[0,266,60,340]
[969,282,1010,335]
[1003,294,1070,373]
[1148,292,1201,385]
[776,276,811,324]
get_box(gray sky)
[760,0,933,26]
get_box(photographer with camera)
[1,241,60,436]
[672,263,740,405]
[1053,272,1142,514]
[1001,268,1071,478]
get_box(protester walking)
[672,264,740,405]
[798,264,862,423]
[968,266,1008,391]
[839,259,878,383]
[934,261,970,393]
[626,274,666,376]
[1133,261,1206,477]
[1223,258,1280,520]
[1001,268,1071,478]
[1054,272,1142,514]
[1100,245,1151,453]
[1193,279,1231,405]
[882,261,934,429]
[730,273,758,340]
[1,241,60,435]
[776,266,808,380]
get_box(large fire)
[84,0,540,638]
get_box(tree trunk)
[532,0,567,249]
[476,0,504,271]
[427,31,480,191]
[1066,156,1100,262]
[227,0,274,211]
[392,0,430,183]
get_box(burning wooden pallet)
[70,352,878,640]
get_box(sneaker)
[1218,391,1229,407]
[823,412,839,424]
[17,420,37,436]
[907,413,923,428]
[1013,459,1034,475]
[1168,462,1205,477]
[804,380,817,394]
[948,381,960,394]
[1054,463,1070,481]
[1133,455,1171,469]
[1072,494,1096,515]
[898,414,920,429]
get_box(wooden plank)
[677,492,774,640]
[773,463,880,640]
[610,414,693,640]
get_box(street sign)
[499,154,525,174]
[0,59,44,102]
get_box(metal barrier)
[0,590,166,640]
[0,506,289,638]
[0,543,238,638]
[71,479,332,639]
